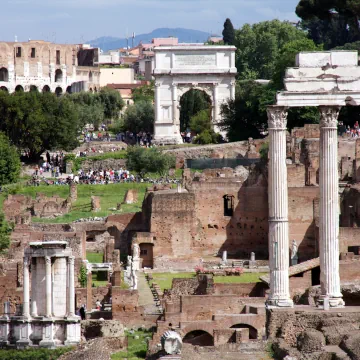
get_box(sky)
[1,0,300,43]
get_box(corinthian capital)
[319,106,341,128]
[267,106,288,129]
[154,82,161,87]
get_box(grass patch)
[12,182,148,223]
[91,271,108,287]
[0,346,74,360]
[86,252,104,263]
[214,273,267,283]
[149,272,196,291]
[111,330,151,360]
[121,272,130,289]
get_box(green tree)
[132,82,155,102]
[0,132,21,186]
[98,87,125,120]
[180,89,211,131]
[189,109,211,134]
[123,101,154,133]
[272,38,322,90]
[296,0,360,49]
[223,18,235,45]
[0,92,80,160]
[0,212,13,253]
[78,265,87,288]
[126,146,175,178]
[235,20,307,80]
[219,80,276,141]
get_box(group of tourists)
[34,151,65,178]
[115,131,153,147]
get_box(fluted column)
[68,256,75,317]
[31,258,37,317]
[45,256,52,317]
[266,106,293,308]
[318,106,344,309]
[23,257,30,318]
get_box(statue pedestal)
[291,255,298,266]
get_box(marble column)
[318,106,344,308]
[172,83,178,125]
[68,256,75,317]
[213,82,219,125]
[31,258,37,317]
[230,80,236,100]
[23,257,30,318]
[266,106,293,308]
[155,82,161,125]
[45,256,52,317]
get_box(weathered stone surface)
[297,330,325,353]
[123,189,138,204]
[322,324,357,345]
[91,196,101,212]
[82,320,124,339]
[340,332,360,360]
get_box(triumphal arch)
[153,45,237,144]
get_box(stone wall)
[213,282,267,297]
[75,286,111,310]
[111,287,141,324]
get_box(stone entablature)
[153,45,237,144]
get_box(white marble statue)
[130,264,137,290]
[133,244,140,259]
[291,240,298,259]
[161,330,182,355]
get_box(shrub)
[0,347,73,360]
[0,132,21,186]
[78,264,87,288]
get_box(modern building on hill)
[0,40,100,94]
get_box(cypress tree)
[222,18,235,45]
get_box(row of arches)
[0,67,64,83]
[0,85,69,96]
[182,324,258,347]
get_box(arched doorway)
[55,69,63,83]
[42,85,50,93]
[179,89,211,133]
[55,87,63,96]
[15,85,24,92]
[0,68,8,82]
[66,86,72,94]
[230,324,258,340]
[139,243,153,268]
[30,85,38,92]
[183,330,213,346]
[0,86,8,92]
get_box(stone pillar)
[45,256,52,317]
[230,80,236,100]
[172,83,178,125]
[31,258,37,317]
[266,106,293,308]
[86,268,92,311]
[155,82,161,129]
[68,256,75,317]
[213,82,219,125]
[318,106,344,308]
[23,256,30,318]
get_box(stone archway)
[153,45,236,144]
[182,330,214,346]
[0,67,9,82]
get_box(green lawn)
[11,182,148,223]
[111,330,151,360]
[91,271,108,287]
[149,272,266,291]
[86,252,104,263]
[213,273,267,283]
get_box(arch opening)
[15,85,24,92]
[30,85,38,92]
[55,87,63,96]
[66,86,72,94]
[55,69,63,83]
[179,88,212,135]
[0,68,9,82]
[0,86,8,93]
[183,330,214,346]
[42,85,50,93]
[230,324,258,340]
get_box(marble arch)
[153,45,237,144]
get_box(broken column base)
[317,296,345,310]
[266,298,294,309]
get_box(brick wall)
[213,282,267,297]
[75,286,111,310]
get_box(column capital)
[154,82,161,87]
[45,256,51,265]
[23,256,30,267]
[171,82,178,88]
[267,106,288,130]
[319,106,341,128]
[68,256,75,265]
[212,82,219,87]
[230,80,236,86]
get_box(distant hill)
[88,28,214,51]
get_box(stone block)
[296,52,331,68]
[331,51,358,67]
[123,189,138,204]
[297,330,325,353]
[340,331,360,360]
[322,324,357,345]
[91,196,101,212]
